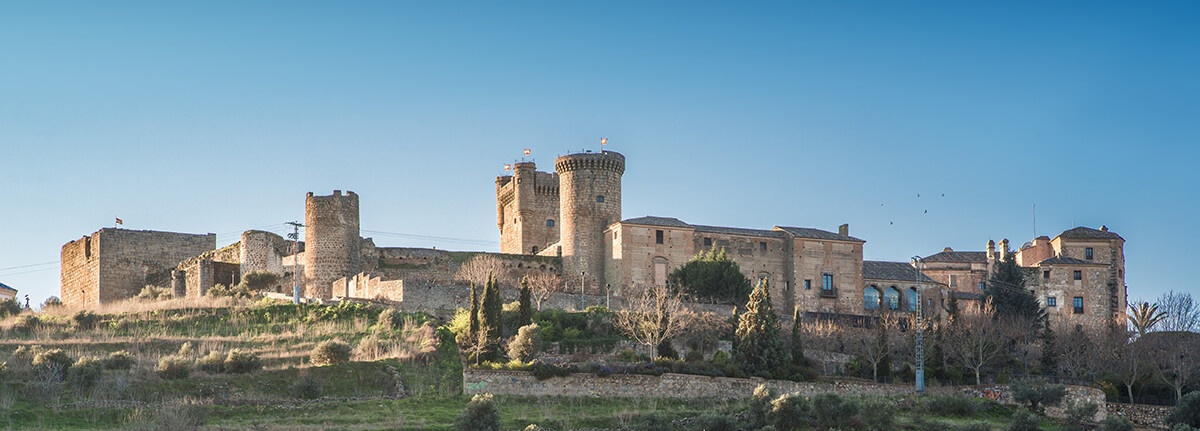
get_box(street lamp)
[911,255,925,395]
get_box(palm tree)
[1127,301,1166,338]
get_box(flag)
[600,137,608,146]
[523,148,531,156]
[115,217,123,225]
[503,164,512,171]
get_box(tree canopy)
[986,254,1042,321]
[734,279,787,376]
[669,246,752,304]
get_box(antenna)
[1032,204,1037,238]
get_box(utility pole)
[287,221,304,304]
[580,271,586,310]
[911,256,925,395]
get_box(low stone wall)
[463,369,910,400]
[1106,402,1172,429]
[956,384,1107,422]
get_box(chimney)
[943,247,954,253]
[999,239,1010,261]
[986,240,996,261]
[1100,225,1108,232]
[838,224,849,237]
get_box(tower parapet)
[555,150,625,291]
[304,190,361,298]
[497,161,560,254]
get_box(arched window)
[531,246,538,254]
[864,286,882,310]
[884,286,901,310]
[596,195,605,203]
[905,287,918,312]
[546,219,555,227]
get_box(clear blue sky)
[2,1,1197,306]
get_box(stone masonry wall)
[304,190,361,299]
[497,162,560,255]
[1105,402,1172,429]
[792,238,864,315]
[61,228,215,307]
[240,230,290,276]
[557,151,624,290]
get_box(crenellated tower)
[555,150,625,291]
[496,161,560,255]
[304,190,361,298]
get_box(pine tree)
[987,254,1042,320]
[518,276,533,328]
[1039,321,1058,375]
[734,279,787,376]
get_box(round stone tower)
[303,190,361,299]
[240,230,284,276]
[555,151,624,292]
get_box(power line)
[0,261,60,272]
[360,229,498,247]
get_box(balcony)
[818,287,838,298]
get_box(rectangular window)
[1047,297,1057,307]
[822,274,834,291]
[703,237,712,247]
[1073,270,1082,281]
[1085,247,1094,260]
[596,195,605,202]
[1073,297,1084,314]
[760,242,767,251]
[804,279,812,290]
[655,230,664,244]
[1043,270,1051,280]
[978,281,986,291]
[948,274,957,287]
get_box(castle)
[60,149,1127,330]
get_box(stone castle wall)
[304,190,361,299]
[61,228,215,307]
[240,230,291,276]
[497,163,560,255]
[557,151,624,290]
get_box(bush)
[925,395,981,416]
[377,307,401,330]
[67,356,103,389]
[689,413,737,431]
[293,372,322,399]
[859,398,897,431]
[0,299,22,318]
[71,310,101,330]
[1007,408,1041,431]
[156,356,192,379]
[455,393,500,431]
[530,361,574,380]
[959,423,993,431]
[134,285,173,301]
[12,314,42,332]
[1099,416,1134,431]
[311,340,352,365]
[1012,379,1067,413]
[747,384,776,429]
[103,350,135,370]
[1064,401,1099,431]
[223,349,261,373]
[507,323,541,363]
[1173,425,1200,431]
[1169,392,1200,429]
[196,351,225,373]
[32,348,74,374]
[127,401,207,431]
[635,412,671,431]
[769,393,812,431]
[811,393,859,430]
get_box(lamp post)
[911,255,925,395]
[580,271,586,310]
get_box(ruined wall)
[556,151,624,290]
[304,190,361,299]
[61,228,216,307]
[333,272,405,302]
[240,230,291,276]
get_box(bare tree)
[944,299,1008,385]
[1051,322,1097,380]
[846,312,901,382]
[674,309,731,358]
[1127,300,1167,338]
[455,255,511,288]
[799,318,846,375]
[525,272,564,311]
[460,322,496,367]
[1099,326,1146,404]
[1155,290,1199,333]
[613,284,690,358]
[1143,331,1200,405]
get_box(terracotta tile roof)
[773,226,864,242]
[863,261,938,283]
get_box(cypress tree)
[518,276,533,327]
[734,279,787,376]
[468,282,480,338]
[791,306,809,367]
[479,273,503,360]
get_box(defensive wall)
[463,370,1106,422]
[61,228,215,308]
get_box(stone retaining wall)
[1106,402,1172,429]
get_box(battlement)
[555,151,626,175]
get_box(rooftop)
[1038,255,1107,266]
[773,226,863,242]
[922,250,988,263]
[1057,226,1123,240]
[0,282,15,293]
[863,261,938,283]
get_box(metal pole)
[287,221,304,304]
[580,271,586,310]
[912,256,925,395]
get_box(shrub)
[1064,401,1099,431]
[811,393,859,430]
[196,351,225,373]
[134,285,173,301]
[32,348,74,373]
[1099,416,1134,431]
[925,395,981,416]
[12,314,42,332]
[769,393,812,431]
[0,299,21,318]
[206,283,256,299]
[311,340,352,365]
[748,384,776,429]
[959,423,993,431]
[1169,392,1200,429]
[507,323,541,363]
[455,393,500,431]
[530,361,574,380]
[177,342,195,357]
[127,401,207,431]
[684,349,704,362]
[103,350,135,370]
[635,412,671,431]
[689,413,737,431]
[377,307,401,331]
[293,372,322,399]
[156,356,192,379]
[71,310,101,330]
[1173,425,1200,431]
[67,356,103,389]
[859,398,897,431]
[1007,408,1041,431]
[223,349,261,373]
[523,425,545,431]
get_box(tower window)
[822,273,834,291]
[1073,296,1084,314]
[703,237,712,247]
[546,219,555,227]
[1047,297,1057,307]
[978,281,986,291]
[1085,247,1093,260]
[1073,270,1082,281]
[760,242,767,251]
[948,274,957,287]
[1043,270,1050,280]
[804,279,812,290]
[655,230,664,244]
[596,195,604,203]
